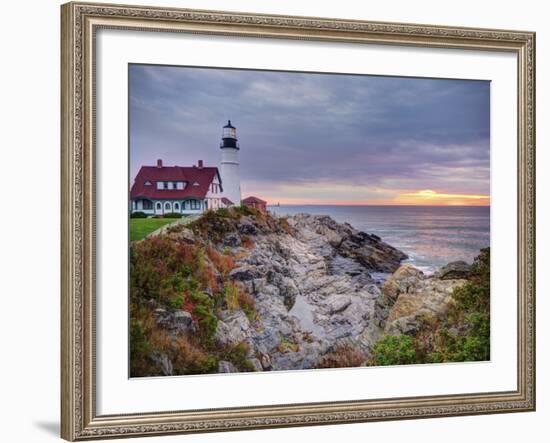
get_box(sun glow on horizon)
[253,190,489,207]
[396,189,490,206]
[243,184,490,207]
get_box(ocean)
[270,205,490,274]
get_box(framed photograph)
[61,2,536,440]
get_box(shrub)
[371,335,423,366]
[218,342,256,372]
[206,246,235,276]
[452,247,490,316]
[216,207,230,218]
[162,212,182,218]
[130,237,215,304]
[130,211,148,218]
[223,281,256,319]
[170,336,219,375]
[277,335,299,353]
[278,217,294,235]
[130,318,151,365]
[188,210,234,242]
[168,294,184,310]
[234,205,257,217]
[369,248,491,367]
[188,290,218,346]
[314,344,366,369]
[224,281,240,311]
[130,319,219,377]
[238,290,256,320]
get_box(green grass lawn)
[130,218,176,242]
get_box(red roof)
[130,164,221,200]
[221,197,234,206]
[242,196,267,204]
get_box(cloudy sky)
[129,64,490,206]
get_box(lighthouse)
[219,120,242,206]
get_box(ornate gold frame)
[61,2,536,440]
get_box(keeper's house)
[130,159,224,216]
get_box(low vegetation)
[130,206,490,376]
[370,248,490,366]
[187,205,287,244]
[129,217,258,377]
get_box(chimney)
[156,159,163,168]
[198,160,203,169]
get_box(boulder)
[155,310,194,334]
[172,310,193,330]
[382,264,424,302]
[434,261,471,280]
[237,218,258,235]
[384,277,467,336]
[214,310,251,347]
[167,227,195,244]
[325,293,352,314]
[223,233,241,247]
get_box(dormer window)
[156,181,163,190]
[176,182,185,190]
[163,182,169,190]
[144,180,152,186]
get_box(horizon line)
[265,203,490,207]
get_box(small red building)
[242,196,267,212]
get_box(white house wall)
[131,199,207,216]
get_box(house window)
[165,202,171,211]
[163,182,169,190]
[156,182,163,190]
[189,199,200,210]
[156,202,161,210]
[176,182,184,190]
[174,203,180,211]
[142,199,153,210]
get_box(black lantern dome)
[221,120,239,149]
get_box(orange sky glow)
[254,189,490,207]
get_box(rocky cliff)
[213,212,408,370]
[131,208,475,375]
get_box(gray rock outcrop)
[222,213,409,370]
[434,261,471,280]
[163,211,472,373]
[382,264,467,336]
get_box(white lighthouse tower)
[219,120,241,206]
